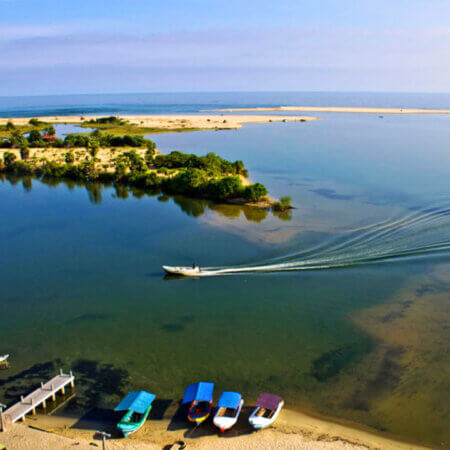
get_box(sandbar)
[0,114,318,131]
[216,106,450,114]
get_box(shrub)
[28,129,45,147]
[6,121,15,130]
[28,118,43,126]
[20,145,30,160]
[3,151,17,167]
[65,151,75,163]
[206,176,243,200]
[244,183,268,202]
[44,125,56,136]
[272,195,293,211]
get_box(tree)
[10,130,28,148]
[87,138,100,159]
[28,129,44,147]
[6,121,15,130]
[244,183,268,202]
[44,125,56,136]
[3,151,17,167]
[65,151,75,163]
[145,147,156,165]
[20,145,30,160]
[28,118,42,126]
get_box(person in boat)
[192,263,201,272]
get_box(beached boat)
[213,391,243,432]
[162,265,202,276]
[115,391,156,437]
[182,382,214,424]
[248,393,284,429]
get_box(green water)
[1,112,449,447]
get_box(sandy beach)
[0,114,317,131]
[216,106,450,114]
[0,407,429,450]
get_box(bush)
[20,146,30,160]
[28,129,45,147]
[3,151,17,167]
[29,118,43,126]
[272,195,292,211]
[65,152,75,163]
[206,176,243,200]
[6,121,15,130]
[243,183,268,202]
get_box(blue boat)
[115,391,156,436]
[182,382,214,424]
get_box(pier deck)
[3,370,74,424]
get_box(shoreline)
[215,106,450,114]
[0,114,318,131]
[0,406,430,450]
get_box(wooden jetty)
[2,369,75,425]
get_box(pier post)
[20,396,24,404]
[51,384,55,401]
[0,403,6,432]
[70,371,74,388]
[42,399,46,409]
[61,386,65,394]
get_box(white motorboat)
[162,265,202,276]
[249,393,284,429]
[213,391,243,432]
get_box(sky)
[1,0,449,96]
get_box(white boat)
[0,354,9,363]
[162,265,202,276]
[213,392,243,432]
[249,393,284,429]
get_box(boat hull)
[213,399,244,431]
[117,405,152,437]
[162,265,201,277]
[249,401,284,430]
[187,400,212,424]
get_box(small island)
[0,117,292,211]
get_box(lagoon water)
[0,93,449,447]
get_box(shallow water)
[0,93,449,447]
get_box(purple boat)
[248,393,284,429]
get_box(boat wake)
[198,202,450,276]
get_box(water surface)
[0,93,449,447]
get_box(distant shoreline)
[215,106,450,114]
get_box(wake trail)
[198,202,450,276]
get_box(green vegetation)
[1,140,270,205]
[80,116,202,135]
[273,195,293,211]
[0,123,279,207]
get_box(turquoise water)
[0,93,449,446]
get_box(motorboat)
[182,382,214,424]
[213,391,243,432]
[115,391,156,437]
[162,265,202,276]
[248,393,284,429]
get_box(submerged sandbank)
[216,106,450,114]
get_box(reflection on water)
[2,173,283,223]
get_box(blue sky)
[1,0,449,95]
